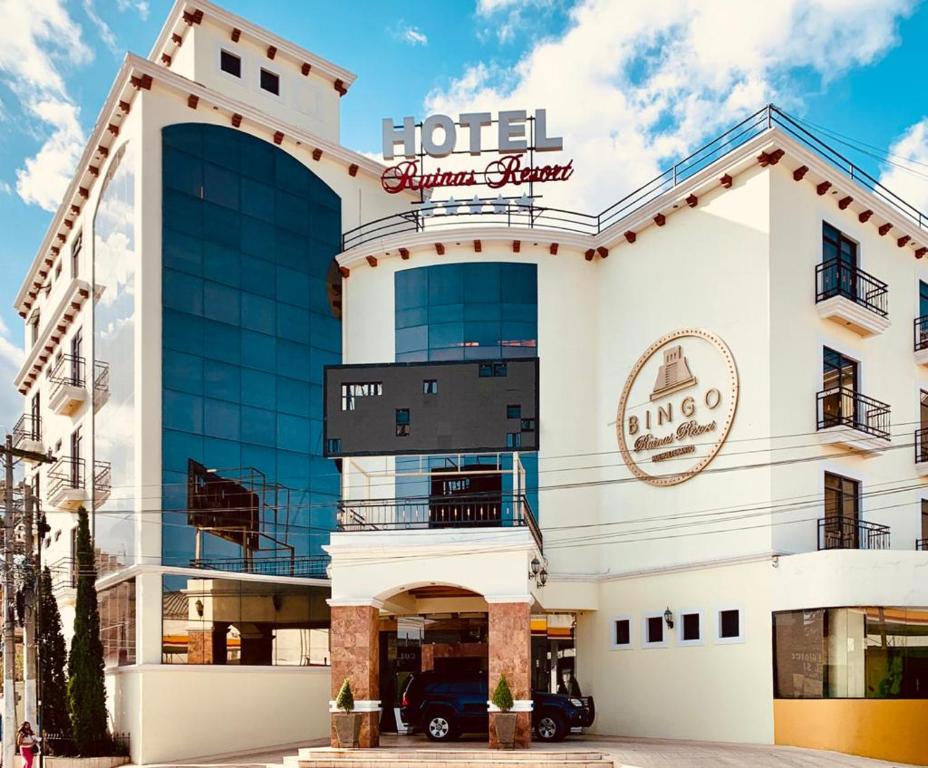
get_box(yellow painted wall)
[774,699,928,766]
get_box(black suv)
[400,670,594,742]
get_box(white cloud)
[0,315,24,434]
[429,0,914,212]
[116,0,150,20]
[82,0,120,54]
[0,0,93,212]
[15,100,85,211]
[401,26,429,46]
[879,118,928,214]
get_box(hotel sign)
[380,109,574,194]
[616,329,739,487]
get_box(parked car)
[400,670,595,742]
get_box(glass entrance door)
[823,223,858,300]
[824,472,860,548]
[822,348,858,428]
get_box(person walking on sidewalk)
[16,722,37,768]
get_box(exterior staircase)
[270,747,619,768]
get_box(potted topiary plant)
[333,678,361,748]
[491,674,517,749]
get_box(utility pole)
[23,484,35,726]
[3,435,16,768]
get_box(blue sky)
[0,0,927,429]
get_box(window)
[507,404,521,419]
[220,50,241,77]
[821,222,859,301]
[260,68,279,94]
[678,610,702,645]
[341,382,382,411]
[823,472,860,549]
[55,261,62,279]
[520,418,535,432]
[643,613,666,647]
[396,408,410,437]
[71,229,82,278]
[610,616,632,649]
[325,438,341,454]
[479,362,508,378]
[717,608,743,643]
[921,280,928,320]
[29,311,39,346]
[423,379,438,394]
[506,432,521,449]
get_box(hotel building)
[10,1,928,764]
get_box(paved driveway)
[146,734,914,768]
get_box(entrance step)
[291,748,614,768]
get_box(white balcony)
[48,354,88,416]
[11,415,43,461]
[47,457,89,511]
[815,261,889,337]
[816,388,891,454]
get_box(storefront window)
[161,574,330,665]
[773,607,928,698]
[99,579,136,666]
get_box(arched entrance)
[329,581,533,748]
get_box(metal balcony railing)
[815,259,888,317]
[188,554,330,578]
[915,317,928,352]
[93,460,112,509]
[93,360,110,410]
[916,428,928,464]
[341,104,928,252]
[917,538,928,551]
[47,557,78,592]
[11,414,41,448]
[49,353,86,388]
[818,516,891,550]
[48,456,86,497]
[338,492,543,551]
[816,387,890,440]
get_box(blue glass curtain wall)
[394,263,539,515]
[161,124,342,575]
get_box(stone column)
[488,600,532,748]
[330,604,380,747]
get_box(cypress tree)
[38,566,71,740]
[67,507,108,754]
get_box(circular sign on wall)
[616,329,739,487]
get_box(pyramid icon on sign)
[650,345,697,401]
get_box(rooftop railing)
[188,554,329,579]
[338,492,543,552]
[342,105,928,252]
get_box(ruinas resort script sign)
[616,329,739,487]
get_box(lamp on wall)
[194,599,204,618]
[663,607,674,629]
[529,557,541,577]
[529,557,548,588]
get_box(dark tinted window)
[261,68,280,94]
[647,616,663,643]
[220,50,241,77]
[682,612,700,641]
[720,609,740,638]
[614,619,630,645]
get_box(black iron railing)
[915,317,928,352]
[916,428,928,463]
[48,456,85,498]
[93,360,110,407]
[917,538,928,551]
[816,387,890,440]
[49,353,86,388]
[11,414,41,448]
[818,516,890,550]
[93,460,112,509]
[342,104,928,252]
[338,492,543,551]
[815,259,888,317]
[48,557,78,592]
[189,554,329,579]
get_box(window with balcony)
[916,281,928,353]
[220,49,241,77]
[816,222,887,332]
[71,229,82,278]
[817,347,890,442]
[819,472,890,550]
[918,391,928,465]
[919,500,928,551]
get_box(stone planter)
[333,712,361,748]
[493,712,518,749]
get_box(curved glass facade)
[94,141,137,575]
[160,124,342,575]
[394,263,539,513]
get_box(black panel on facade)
[324,358,539,456]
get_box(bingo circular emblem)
[616,329,739,487]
